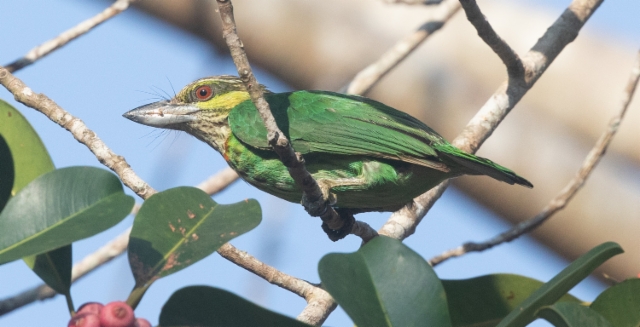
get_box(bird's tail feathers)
[435,144,533,188]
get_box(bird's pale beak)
[123,101,200,128]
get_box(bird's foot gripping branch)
[300,177,354,241]
[320,209,356,241]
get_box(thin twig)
[0,67,155,199]
[344,0,461,95]
[4,0,135,73]
[380,180,451,240]
[351,221,379,243]
[217,244,324,300]
[459,0,524,77]
[378,0,604,241]
[215,0,352,241]
[429,50,640,266]
[297,289,338,326]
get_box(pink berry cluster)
[68,301,151,327]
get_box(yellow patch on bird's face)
[173,76,268,119]
[197,91,251,111]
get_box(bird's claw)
[301,194,328,216]
[321,209,355,241]
[301,180,353,241]
[301,180,336,217]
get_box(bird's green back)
[228,91,452,172]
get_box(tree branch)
[351,221,379,243]
[0,67,155,199]
[297,289,337,326]
[215,0,356,241]
[429,49,640,266]
[217,244,327,303]
[459,0,524,77]
[344,0,461,95]
[4,0,135,73]
[379,0,604,241]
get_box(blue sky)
[0,0,637,326]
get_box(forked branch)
[459,0,524,77]
[429,50,640,266]
[379,0,605,241]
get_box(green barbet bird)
[124,76,532,213]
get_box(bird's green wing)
[228,91,450,171]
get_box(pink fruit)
[99,301,136,327]
[68,313,101,327]
[77,302,104,316]
[134,318,152,327]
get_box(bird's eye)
[195,85,213,101]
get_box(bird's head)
[123,75,267,151]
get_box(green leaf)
[318,236,451,327]
[443,274,581,327]
[590,278,640,327]
[0,99,54,210]
[0,166,134,265]
[159,286,310,327]
[537,302,613,327]
[23,246,72,295]
[128,187,261,286]
[0,100,73,303]
[496,242,623,327]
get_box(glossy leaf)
[128,187,261,287]
[496,242,623,327]
[443,274,580,327]
[590,278,640,327]
[318,236,451,327]
[0,166,134,265]
[23,246,72,295]
[0,99,54,209]
[0,100,73,300]
[537,302,613,327]
[159,286,310,327]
